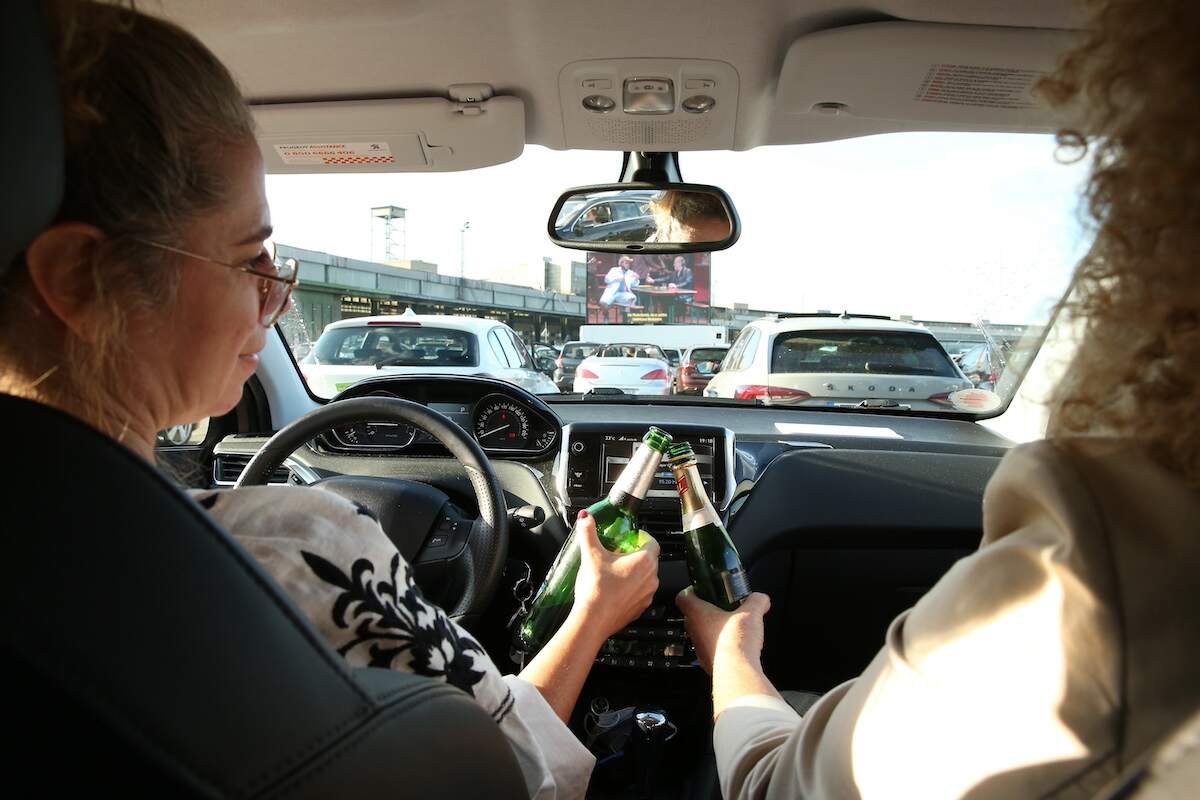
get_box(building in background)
[278,242,1040,364]
[543,256,586,296]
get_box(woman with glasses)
[0,4,659,798]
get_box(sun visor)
[776,22,1081,132]
[252,96,525,174]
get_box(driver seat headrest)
[1,1,63,272]
[1,407,529,793]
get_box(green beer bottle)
[667,442,750,611]
[514,427,672,654]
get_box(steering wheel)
[236,396,508,626]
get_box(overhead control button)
[623,77,674,115]
[582,78,612,90]
[685,78,716,90]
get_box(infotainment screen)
[600,433,716,501]
[564,425,723,507]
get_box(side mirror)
[536,356,556,373]
[711,362,723,374]
[548,183,739,254]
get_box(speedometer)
[474,400,531,449]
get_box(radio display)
[601,433,716,500]
[564,425,724,506]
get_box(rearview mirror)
[547,183,739,254]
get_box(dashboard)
[318,376,559,458]
[214,375,1013,682]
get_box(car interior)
[6,1,1190,798]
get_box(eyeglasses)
[134,238,299,327]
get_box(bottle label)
[611,443,661,501]
[720,568,751,602]
[683,505,720,531]
[677,463,718,531]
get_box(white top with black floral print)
[191,485,595,800]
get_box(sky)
[265,131,1092,326]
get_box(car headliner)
[157,0,1085,156]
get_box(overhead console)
[557,58,739,151]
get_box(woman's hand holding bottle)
[571,511,660,639]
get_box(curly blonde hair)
[1039,0,1200,487]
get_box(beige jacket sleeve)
[714,440,1125,800]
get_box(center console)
[556,422,735,670]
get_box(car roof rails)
[771,311,894,321]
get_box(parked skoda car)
[673,344,729,395]
[573,343,673,395]
[300,315,559,397]
[704,314,972,409]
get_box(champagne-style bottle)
[667,442,750,611]
[514,427,672,654]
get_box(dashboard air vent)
[213,453,292,486]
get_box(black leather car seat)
[0,3,526,797]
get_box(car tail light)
[641,368,669,381]
[681,364,694,375]
[734,385,812,402]
[578,367,599,380]
[555,355,564,369]
[927,392,954,406]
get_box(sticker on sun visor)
[948,388,1003,413]
[274,142,395,166]
[913,64,1047,110]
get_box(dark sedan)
[553,341,601,391]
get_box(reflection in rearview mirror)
[548,183,739,253]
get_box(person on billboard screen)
[599,255,641,307]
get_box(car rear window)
[313,325,478,367]
[562,343,600,359]
[689,348,727,363]
[770,330,958,377]
[599,344,666,360]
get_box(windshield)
[689,348,727,363]
[270,132,1088,412]
[555,199,585,227]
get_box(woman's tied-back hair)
[0,1,255,429]
[1039,0,1200,487]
